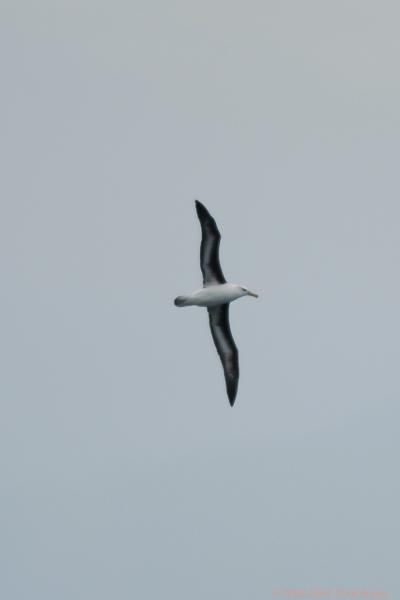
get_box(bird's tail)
[174,295,189,307]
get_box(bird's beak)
[247,291,258,298]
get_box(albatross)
[174,200,258,406]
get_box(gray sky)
[1,1,399,598]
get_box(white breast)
[187,283,245,307]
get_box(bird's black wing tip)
[227,388,237,406]
[195,199,206,215]
[195,200,217,230]
[195,199,211,215]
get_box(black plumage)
[195,200,239,406]
[195,200,226,286]
[207,303,239,406]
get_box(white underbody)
[179,283,247,307]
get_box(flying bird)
[174,200,258,406]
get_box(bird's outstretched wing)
[195,200,226,286]
[208,304,239,406]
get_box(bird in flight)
[174,200,258,406]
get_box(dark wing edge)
[208,304,239,406]
[195,200,226,286]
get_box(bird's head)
[239,286,258,298]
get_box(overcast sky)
[1,1,399,598]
